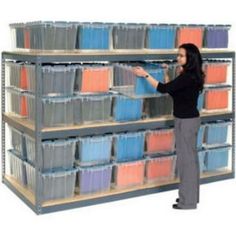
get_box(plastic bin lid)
[114,131,145,138]
[80,64,111,70]
[206,120,232,125]
[147,128,174,134]
[25,21,50,26]
[206,24,215,27]
[78,163,113,171]
[8,149,25,160]
[157,23,169,26]
[74,92,113,99]
[42,96,74,103]
[9,22,25,28]
[215,24,231,28]
[42,138,77,146]
[42,168,77,177]
[206,145,231,152]
[42,65,77,72]
[54,21,76,27]
[178,24,188,27]
[83,22,100,27]
[67,21,80,26]
[204,85,231,91]
[203,59,230,64]
[188,24,203,27]
[5,61,22,66]
[147,155,176,161]
[24,91,35,98]
[115,94,142,101]
[114,159,146,166]
[6,86,26,94]
[90,22,110,27]
[78,135,113,142]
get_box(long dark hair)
[179,43,205,93]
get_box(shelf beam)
[3,170,234,214]
[2,50,235,63]
[3,111,234,139]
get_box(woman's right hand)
[132,66,148,77]
[161,63,169,69]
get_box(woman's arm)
[133,63,170,87]
[133,66,192,94]
[132,66,159,88]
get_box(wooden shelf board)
[3,49,234,57]
[4,169,233,208]
[3,111,233,134]
[4,175,35,205]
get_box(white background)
[0,0,235,235]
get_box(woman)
[133,43,204,210]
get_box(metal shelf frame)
[1,50,235,214]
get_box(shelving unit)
[1,50,235,214]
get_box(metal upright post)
[232,52,235,176]
[1,54,6,182]
[35,56,43,214]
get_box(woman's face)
[177,48,187,66]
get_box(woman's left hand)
[132,66,148,77]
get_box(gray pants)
[174,116,201,209]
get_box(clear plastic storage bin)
[25,65,77,95]
[77,164,112,194]
[10,23,25,49]
[113,160,145,189]
[204,87,230,111]
[6,87,28,117]
[204,121,231,146]
[76,135,112,166]
[42,96,74,127]
[113,132,145,162]
[146,129,175,154]
[112,63,165,97]
[25,93,74,127]
[177,24,204,48]
[25,135,76,171]
[25,161,77,201]
[146,24,177,49]
[77,23,111,49]
[112,23,146,49]
[6,62,25,89]
[204,25,230,48]
[8,150,26,186]
[205,147,230,171]
[9,126,25,157]
[75,65,111,93]
[73,94,112,124]
[204,61,228,84]
[145,155,176,183]
[25,21,78,50]
[144,95,173,118]
[113,95,143,122]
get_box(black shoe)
[172,204,182,209]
